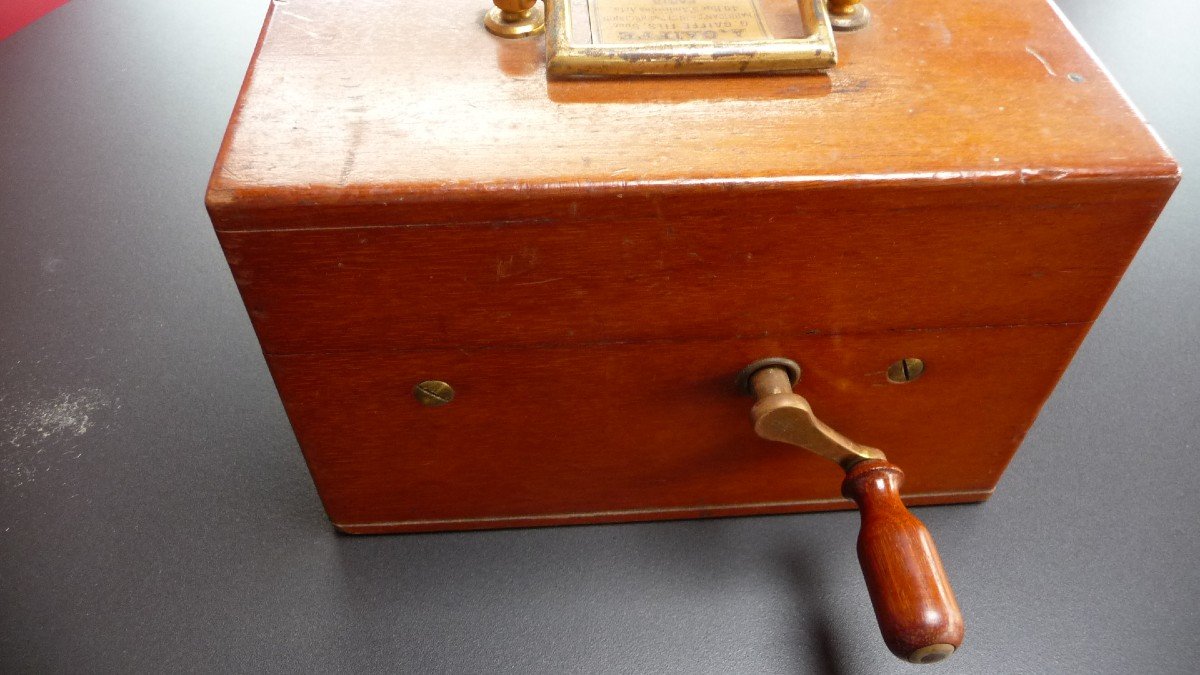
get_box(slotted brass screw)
[414,380,455,407]
[887,358,925,384]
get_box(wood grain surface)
[206,0,1176,229]
[265,324,1086,531]
[205,0,1178,530]
[217,179,1175,355]
[842,460,964,662]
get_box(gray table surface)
[1,1,1197,673]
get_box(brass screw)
[886,358,925,384]
[413,380,455,407]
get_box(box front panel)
[265,324,1085,532]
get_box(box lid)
[206,0,1177,230]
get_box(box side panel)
[263,324,1086,532]
[216,179,1174,354]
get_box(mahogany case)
[206,0,1178,533]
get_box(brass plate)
[546,0,836,78]
[586,0,770,44]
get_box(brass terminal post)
[485,0,545,39]
[828,0,870,31]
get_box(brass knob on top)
[485,0,545,39]
[828,0,870,31]
[739,358,963,663]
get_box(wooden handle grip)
[842,461,964,664]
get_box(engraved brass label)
[587,0,770,44]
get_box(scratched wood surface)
[206,0,1177,531]
[206,0,1175,227]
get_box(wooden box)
[206,0,1177,534]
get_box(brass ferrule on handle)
[739,358,964,664]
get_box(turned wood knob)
[842,460,964,663]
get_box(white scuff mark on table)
[1,388,118,487]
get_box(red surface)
[1,0,69,41]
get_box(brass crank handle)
[737,358,964,664]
